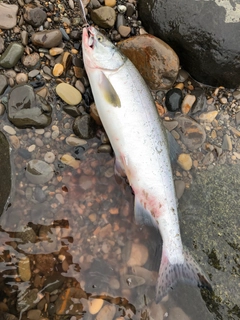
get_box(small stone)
[90,103,102,125]
[3,125,16,135]
[88,298,104,315]
[28,144,36,152]
[25,160,54,184]
[181,94,196,114]
[73,114,96,139]
[31,30,62,48]
[163,120,178,132]
[15,72,28,84]
[222,134,232,151]
[97,144,112,153]
[174,180,186,199]
[21,30,28,46]
[121,274,145,289]
[233,90,240,100]
[66,136,87,146]
[177,153,192,171]
[53,63,64,77]
[27,309,41,320]
[60,154,80,169]
[23,6,47,27]
[198,110,218,123]
[79,175,92,190]
[44,152,55,163]
[0,42,24,68]
[9,135,20,149]
[90,6,116,28]
[126,243,148,267]
[22,52,40,69]
[105,0,116,7]
[96,304,116,320]
[49,47,64,56]
[118,25,131,37]
[18,257,31,282]
[0,3,18,29]
[109,277,120,290]
[165,88,183,112]
[56,83,82,105]
[0,74,8,94]
[235,112,240,125]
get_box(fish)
[82,25,212,302]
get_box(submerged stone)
[7,84,52,129]
[0,131,11,216]
[25,159,54,184]
[72,114,96,139]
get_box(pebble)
[198,110,218,123]
[0,74,8,94]
[96,304,116,320]
[0,3,18,29]
[66,136,87,146]
[9,135,20,149]
[49,47,64,56]
[56,83,82,105]
[88,298,104,315]
[79,175,92,190]
[18,257,31,282]
[31,30,62,48]
[0,42,24,68]
[3,125,16,135]
[126,243,149,267]
[90,7,116,28]
[165,88,183,112]
[15,72,28,84]
[27,309,42,320]
[177,153,193,171]
[53,63,64,77]
[23,6,47,27]
[175,180,186,199]
[22,52,40,69]
[60,154,80,169]
[44,152,55,163]
[181,94,196,114]
[105,0,117,7]
[222,134,232,151]
[72,114,96,139]
[118,26,131,38]
[25,159,54,184]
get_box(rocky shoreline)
[0,0,239,320]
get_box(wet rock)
[56,83,82,105]
[23,5,47,27]
[0,43,24,68]
[126,243,149,267]
[43,274,65,293]
[177,153,193,171]
[165,88,183,112]
[22,52,40,69]
[54,288,87,315]
[17,288,39,312]
[73,114,96,139]
[53,63,64,77]
[27,309,41,320]
[63,105,82,118]
[0,36,5,53]
[15,72,28,84]
[18,257,31,282]
[25,159,54,184]
[15,227,37,243]
[198,110,218,123]
[0,132,11,216]
[66,136,87,146]
[118,26,131,38]
[96,304,116,320]
[60,154,80,169]
[21,30,28,46]
[7,84,52,129]
[175,180,186,200]
[138,0,240,88]
[35,254,55,274]
[118,34,179,90]
[175,116,206,150]
[49,47,64,56]
[0,3,18,29]
[90,6,116,28]
[181,94,196,114]
[0,74,8,94]
[222,134,232,151]
[31,30,62,48]
[79,175,92,190]
[121,274,145,289]
[88,298,104,315]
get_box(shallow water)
[0,116,239,319]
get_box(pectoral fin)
[100,72,121,108]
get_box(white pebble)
[3,125,16,135]
[28,144,36,152]
[44,152,55,163]
[35,128,45,134]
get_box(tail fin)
[155,246,212,303]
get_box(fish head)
[82,26,126,71]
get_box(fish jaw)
[82,27,96,70]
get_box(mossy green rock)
[0,42,24,68]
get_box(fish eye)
[97,35,103,42]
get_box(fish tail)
[155,246,212,303]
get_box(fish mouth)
[87,27,94,49]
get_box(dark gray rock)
[7,84,52,128]
[0,131,11,217]
[138,0,240,88]
[72,114,96,139]
[23,5,47,27]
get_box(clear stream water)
[0,123,239,319]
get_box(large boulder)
[138,0,240,88]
